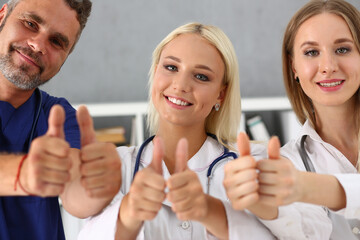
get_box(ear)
[290,56,297,78]
[217,84,227,103]
[0,4,8,26]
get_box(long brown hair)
[282,0,360,170]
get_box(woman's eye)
[304,50,319,57]
[336,47,350,54]
[165,65,177,71]
[195,74,209,81]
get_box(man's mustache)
[10,44,45,73]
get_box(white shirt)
[280,120,360,239]
[78,136,275,240]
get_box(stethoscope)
[132,134,238,194]
[299,135,331,216]
[299,135,315,172]
[28,88,42,151]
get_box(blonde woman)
[78,22,275,239]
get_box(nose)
[318,52,338,75]
[172,72,191,92]
[27,34,47,55]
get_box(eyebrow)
[300,41,318,48]
[300,38,354,48]
[164,56,215,73]
[23,12,43,24]
[334,38,354,44]
[21,12,70,49]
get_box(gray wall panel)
[1,0,360,103]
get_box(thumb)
[174,138,188,173]
[237,132,251,157]
[268,136,280,160]
[149,136,164,174]
[46,105,65,139]
[76,105,97,147]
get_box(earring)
[214,103,220,111]
[295,77,300,83]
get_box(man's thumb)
[46,105,65,139]
[77,105,97,147]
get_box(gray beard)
[0,51,47,90]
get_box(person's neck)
[156,122,207,175]
[0,76,35,108]
[314,100,358,166]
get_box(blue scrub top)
[0,89,80,240]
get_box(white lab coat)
[280,120,360,239]
[78,136,275,240]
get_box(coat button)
[181,221,190,230]
[352,227,360,234]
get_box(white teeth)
[319,81,342,87]
[168,97,189,106]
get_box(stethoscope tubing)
[28,88,42,151]
[299,135,315,172]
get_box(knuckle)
[148,213,157,220]
[128,209,138,218]
[193,184,202,193]
[32,165,42,176]
[155,203,162,211]
[280,189,290,199]
[233,202,243,210]
[130,185,142,196]
[33,183,42,193]
[285,177,295,186]
[29,152,41,164]
[251,170,258,179]
[104,142,115,151]
[276,197,285,206]
[31,138,43,148]
[282,162,292,171]
[109,158,121,169]
[223,179,229,188]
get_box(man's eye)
[25,21,37,30]
[51,38,62,47]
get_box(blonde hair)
[147,22,241,150]
[282,0,360,171]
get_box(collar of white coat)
[295,119,356,172]
[296,120,324,145]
